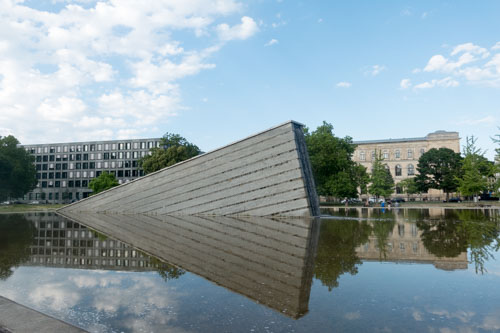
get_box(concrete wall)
[58,211,321,319]
[59,121,319,217]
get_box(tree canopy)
[457,136,492,197]
[414,148,462,199]
[88,171,119,195]
[139,133,201,175]
[368,152,394,199]
[304,121,368,198]
[0,135,37,201]
[397,177,419,200]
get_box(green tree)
[398,177,419,201]
[414,148,462,201]
[139,133,201,175]
[304,122,368,198]
[368,151,394,199]
[0,135,37,201]
[88,172,119,195]
[457,136,490,199]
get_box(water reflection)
[1,208,500,332]
[0,214,36,279]
[57,211,321,319]
[319,208,500,287]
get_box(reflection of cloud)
[428,309,475,323]
[30,283,81,311]
[1,267,183,332]
[412,310,423,321]
[345,311,360,320]
[69,275,122,288]
[480,310,500,330]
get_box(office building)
[21,138,161,204]
[352,130,460,199]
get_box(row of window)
[394,164,415,176]
[35,151,149,162]
[30,257,151,268]
[359,148,425,161]
[36,161,139,171]
[36,169,140,180]
[27,141,160,154]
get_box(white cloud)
[265,39,278,47]
[424,54,448,72]
[367,64,386,76]
[407,41,500,90]
[451,42,489,58]
[400,79,411,89]
[456,115,497,126]
[336,81,352,88]
[414,77,459,90]
[216,16,259,41]
[0,0,257,144]
[492,42,500,50]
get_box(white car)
[368,197,385,203]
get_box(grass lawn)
[0,204,65,214]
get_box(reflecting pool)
[0,208,499,332]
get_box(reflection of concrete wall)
[356,220,468,270]
[23,213,158,272]
[59,211,320,319]
[60,121,319,217]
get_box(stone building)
[352,130,460,200]
[21,138,161,204]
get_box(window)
[420,148,425,156]
[395,164,402,176]
[83,145,88,152]
[360,151,365,161]
[407,149,413,159]
[97,144,102,151]
[90,144,95,151]
[395,150,400,158]
[383,151,389,159]
[408,164,415,176]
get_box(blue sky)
[0,1,499,159]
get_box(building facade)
[352,130,460,199]
[21,138,161,204]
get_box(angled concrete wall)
[59,121,319,217]
[58,212,320,319]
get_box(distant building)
[21,138,161,204]
[352,130,460,199]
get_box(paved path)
[0,296,87,333]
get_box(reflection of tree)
[314,219,371,291]
[150,257,185,282]
[417,210,500,273]
[0,214,36,280]
[455,210,500,274]
[372,219,396,260]
[417,219,467,258]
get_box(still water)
[1,208,499,332]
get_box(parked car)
[1,201,11,205]
[368,197,385,203]
[28,200,40,205]
[447,197,462,203]
[392,197,406,203]
[341,198,361,204]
